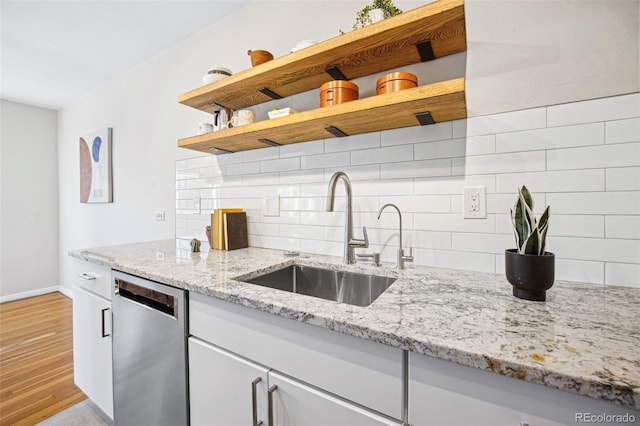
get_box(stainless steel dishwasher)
[112,271,188,426]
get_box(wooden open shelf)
[178,0,466,113]
[178,78,465,154]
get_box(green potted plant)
[505,186,554,301]
[352,0,402,30]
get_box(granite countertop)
[70,239,640,410]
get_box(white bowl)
[290,40,317,53]
[202,66,232,85]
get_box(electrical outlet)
[155,210,165,222]
[263,195,280,217]
[463,186,486,219]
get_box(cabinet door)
[72,286,113,419]
[409,352,638,426]
[189,337,269,426]
[268,371,400,426]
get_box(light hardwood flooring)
[0,292,87,426]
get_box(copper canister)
[320,81,359,107]
[376,72,418,95]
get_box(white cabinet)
[189,292,403,425]
[408,352,638,426]
[72,260,113,419]
[189,336,400,426]
[268,371,399,426]
[189,337,269,426]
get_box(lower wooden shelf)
[177,78,466,155]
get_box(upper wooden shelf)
[178,78,466,154]
[178,0,466,113]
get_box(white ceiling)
[0,0,251,110]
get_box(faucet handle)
[403,247,414,263]
[356,252,381,266]
[349,226,369,249]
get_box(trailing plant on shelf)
[341,0,402,33]
[505,186,555,302]
[510,185,550,255]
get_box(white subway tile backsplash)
[605,118,640,145]
[280,139,324,158]
[226,161,260,176]
[414,175,496,195]
[555,259,605,285]
[380,122,452,145]
[605,263,640,288]
[380,159,451,180]
[176,93,639,286]
[280,169,325,184]
[546,215,605,238]
[496,169,605,193]
[466,107,546,136]
[414,138,465,160]
[301,152,350,170]
[547,142,640,170]
[453,151,546,175]
[546,236,640,264]
[547,93,640,127]
[414,248,496,273]
[547,192,640,215]
[242,146,279,162]
[414,213,496,233]
[606,167,640,191]
[260,157,300,173]
[451,233,513,254]
[351,144,413,165]
[606,215,640,240]
[325,133,379,152]
[496,122,604,153]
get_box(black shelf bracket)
[415,112,435,125]
[208,147,232,155]
[258,87,283,100]
[325,126,349,137]
[324,66,348,81]
[416,40,435,62]
[258,138,281,147]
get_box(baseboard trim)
[0,285,74,303]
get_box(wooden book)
[214,208,243,250]
[224,212,248,251]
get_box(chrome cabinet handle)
[268,385,278,426]
[79,273,96,280]
[252,377,263,426]
[100,307,110,337]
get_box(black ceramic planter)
[505,249,555,301]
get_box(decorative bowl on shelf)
[202,66,232,85]
[376,72,417,95]
[319,81,359,107]
[248,50,274,67]
[290,40,318,52]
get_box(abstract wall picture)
[80,128,112,203]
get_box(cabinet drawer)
[73,259,112,300]
[190,293,403,420]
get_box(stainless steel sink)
[242,265,396,307]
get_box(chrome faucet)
[326,172,368,264]
[377,203,413,269]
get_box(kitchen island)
[70,239,640,422]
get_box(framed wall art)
[80,127,112,203]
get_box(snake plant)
[510,186,550,255]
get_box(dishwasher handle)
[115,279,179,319]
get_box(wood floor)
[0,292,86,426]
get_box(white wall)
[0,100,59,301]
[58,0,640,292]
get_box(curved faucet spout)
[377,203,402,250]
[326,171,351,212]
[326,171,367,264]
[377,203,412,269]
